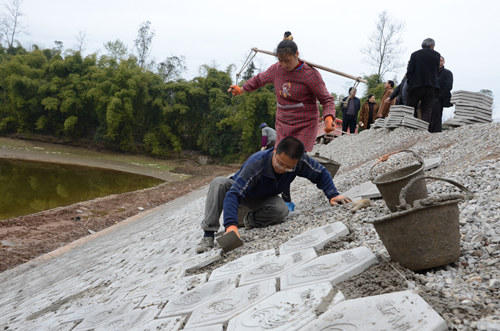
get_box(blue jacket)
[223,149,340,227]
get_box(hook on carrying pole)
[235,49,257,85]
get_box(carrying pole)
[251,47,367,84]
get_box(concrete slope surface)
[0,123,499,330]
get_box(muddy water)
[0,158,164,219]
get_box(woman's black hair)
[276,31,298,58]
[367,94,374,100]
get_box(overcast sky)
[13,0,500,119]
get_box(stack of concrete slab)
[371,117,386,128]
[385,105,414,128]
[444,90,494,127]
[371,105,428,130]
[401,115,429,130]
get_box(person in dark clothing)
[406,38,441,123]
[195,136,351,253]
[340,87,361,134]
[429,56,454,132]
[359,94,379,130]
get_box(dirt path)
[0,138,239,272]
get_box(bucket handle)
[398,176,474,211]
[369,149,424,181]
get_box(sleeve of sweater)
[298,155,339,200]
[242,63,277,92]
[309,68,336,119]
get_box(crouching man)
[196,136,351,253]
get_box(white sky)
[12,0,500,119]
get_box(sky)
[11,0,500,120]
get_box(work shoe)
[195,236,214,254]
[243,213,255,230]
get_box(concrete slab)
[141,315,187,331]
[342,181,381,201]
[300,290,447,331]
[128,273,208,307]
[208,249,276,281]
[280,246,378,290]
[423,157,442,171]
[184,279,276,329]
[226,282,333,331]
[279,223,349,255]
[239,248,317,286]
[183,325,223,331]
[184,249,223,272]
[158,277,238,318]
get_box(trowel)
[216,231,243,252]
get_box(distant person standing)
[429,56,453,132]
[340,87,361,134]
[406,38,440,123]
[260,123,277,150]
[359,94,379,130]
[377,80,396,118]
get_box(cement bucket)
[370,150,427,212]
[368,176,473,271]
[313,153,341,178]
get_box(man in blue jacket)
[196,136,351,253]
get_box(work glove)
[330,195,352,205]
[227,85,242,96]
[225,225,240,238]
[324,116,335,133]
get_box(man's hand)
[330,195,352,205]
[384,97,391,104]
[260,147,266,151]
[227,85,242,96]
[324,116,335,133]
[225,225,240,238]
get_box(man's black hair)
[275,136,305,160]
[387,80,395,88]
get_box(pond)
[0,158,165,220]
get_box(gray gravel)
[191,123,500,330]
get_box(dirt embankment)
[0,137,239,272]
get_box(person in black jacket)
[340,87,361,134]
[406,38,441,123]
[429,56,454,132]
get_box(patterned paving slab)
[157,277,238,318]
[226,282,333,331]
[299,290,448,331]
[239,248,317,286]
[126,273,208,307]
[280,246,378,290]
[184,279,276,329]
[183,325,223,331]
[208,249,276,281]
[279,222,349,255]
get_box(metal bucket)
[368,176,473,271]
[313,153,341,178]
[370,150,427,212]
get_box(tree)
[361,11,405,79]
[242,61,256,81]
[74,31,87,53]
[104,39,128,61]
[156,55,186,82]
[134,21,154,70]
[2,0,26,49]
